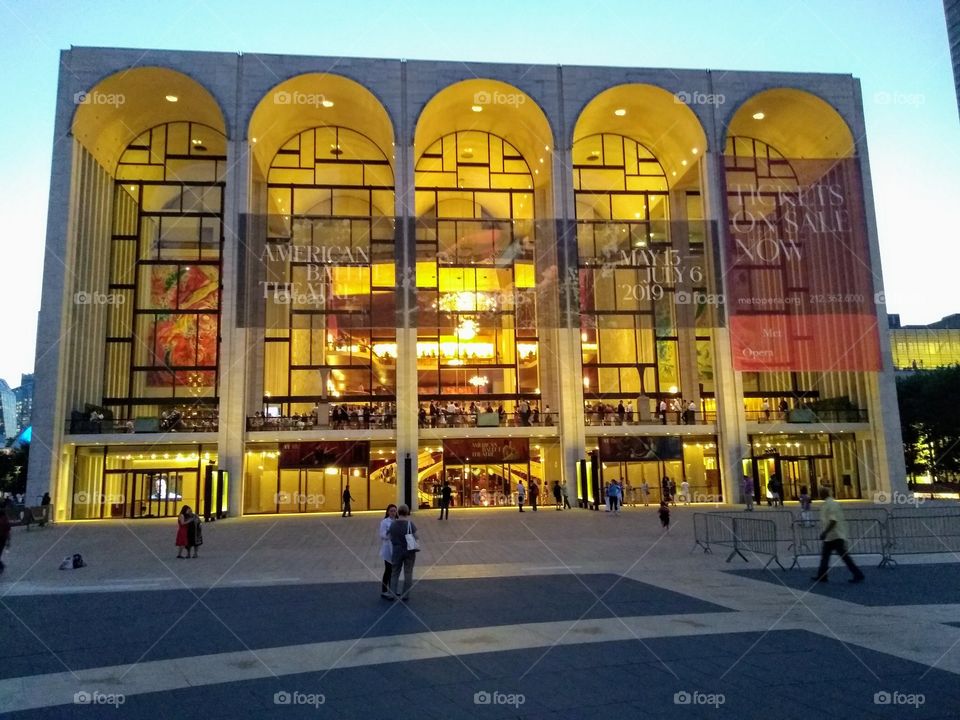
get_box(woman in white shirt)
[379,504,398,599]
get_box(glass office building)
[27,48,907,520]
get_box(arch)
[724,88,855,160]
[414,78,554,197]
[72,67,227,171]
[572,83,707,185]
[260,123,397,411]
[248,73,395,181]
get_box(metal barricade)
[692,510,795,554]
[692,513,784,569]
[789,518,892,569]
[886,512,960,559]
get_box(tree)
[896,366,960,483]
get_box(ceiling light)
[752,111,765,120]
[614,108,627,116]
[471,105,483,112]
[322,99,334,108]
[165,94,178,103]
[681,159,688,166]
[691,148,699,154]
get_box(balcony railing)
[419,411,559,429]
[248,414,397,431]
[585,410,716,426]
[744,408,868,423]
[66,411,219,435]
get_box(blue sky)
[0,0,957,386]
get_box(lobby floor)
[1,505,959,718]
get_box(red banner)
[724,156,881,371]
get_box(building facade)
[28,47,907,521]
[14,373,34,435]
[889,314,960,371]
[0,379,16,441]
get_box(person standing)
[379,504,397,599]
[552,481,563,510]
[561,483,571,509]
[529,480,539,512]
[438,481,452,520]
[342,485,354,517]
[607,480,621,514]
[743,475,755,511]
[661,475,670,504]
[389,504,419,601]
[680,479,691,505]
[762,399,771,421]
[640,480,650,507]
[668,479,677,506]
[659,399,667,425]
[517,480,526,512]
[658,499,670,530]
[176,506,197,559]
[0,499,10,574]
[799,485,813,526]
[812,487,865,584]
[617,401,626,425]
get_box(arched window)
[262,126,396,414]
[103,122,225,427]
[574,133,681,405]
[414,130,539,407]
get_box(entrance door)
[133,471,183,518]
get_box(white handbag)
[404,520,419,552]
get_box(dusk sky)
[0,0,957,387]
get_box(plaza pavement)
[1,503,959,719]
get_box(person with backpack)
[388,504,419,601]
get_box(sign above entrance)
[599,436,682,461]
[443,438,529,463]
[279,441,370,469]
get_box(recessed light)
[614,108,627,116]
[322,99,334,108]
[752,111,765,120]
[681,159,688,166]
[165,94,178,103]
[471,105,483,112]
[691,148,699,154]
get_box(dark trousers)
[381,560,392,594]
[531,496,538,511]
[816,539,864,580]
[518,499,524,512]
[563,496,571,509]
[342,501,351,517]
[439,500,449,519]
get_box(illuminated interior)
[573,84,711,414]
[251,74,397,415]
[413,79,555,407]
[72,445,219,519]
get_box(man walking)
[812,487,865,584]
[342,485,354,517]
[517,480,526,512]
[438,480,452,520]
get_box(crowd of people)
[418,400,551,428]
